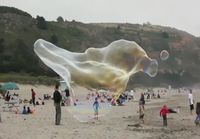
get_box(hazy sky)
[1,0,200,36]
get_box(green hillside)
[0,6,200,87]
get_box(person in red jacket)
[160,105,169,127]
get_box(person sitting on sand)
[157,93,161,99]
[22,106,27,114]
[116,94,126,105]
[5,91,10,102]
[93,97,99,120]
[110,97,116,106]
[146,93,150,99]
[27,107,33,114]
[160,105,169,127]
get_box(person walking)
[139,100,145,123]
[53,85,62,125]
[31,89,36,106]
[160,105,169,127]
[188,89,194,115]
[139,93,145,109]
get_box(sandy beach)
[0,84,200,139]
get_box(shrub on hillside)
[57,16,64,23]
[36,16,47,30]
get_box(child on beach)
[22,106,27,114]
[27,107,33,114]
[160,105,169,127]
[93,97,99,120]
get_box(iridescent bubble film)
[34,39,158,122]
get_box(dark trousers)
[163,115,167,126]
[32,98,35,106]
[55,103,61,125]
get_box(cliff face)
[1,6,200,87]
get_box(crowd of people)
[1,85,200,128]
[51,85,200,127]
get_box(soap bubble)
[160,50,169,61]
[34,39,158,122]
[144,59,158,77]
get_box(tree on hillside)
[36,16,47,30]
[57,16,64,23]
[0,38,5,54]
[9,39,38,73]
[50,34,58,44]
[161,32,169,38]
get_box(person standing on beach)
[139,93,145,109]
[65,88,70,106]
[188,89,194,115]
[53,85,62,125]
[139,100,145,123]
[31,89,36,106]
[93,97,99,120]
[160,105,169,127]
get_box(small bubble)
[144,59,158,77]
[160,50,169,61]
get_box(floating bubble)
[160,50,169,61]
[34,39,158,122]
[144,59,158,77]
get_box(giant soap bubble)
[34,39,158,122]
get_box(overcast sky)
[1,0,200,36]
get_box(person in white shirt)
[188,89,194,115]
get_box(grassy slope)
[0,7,200,87]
